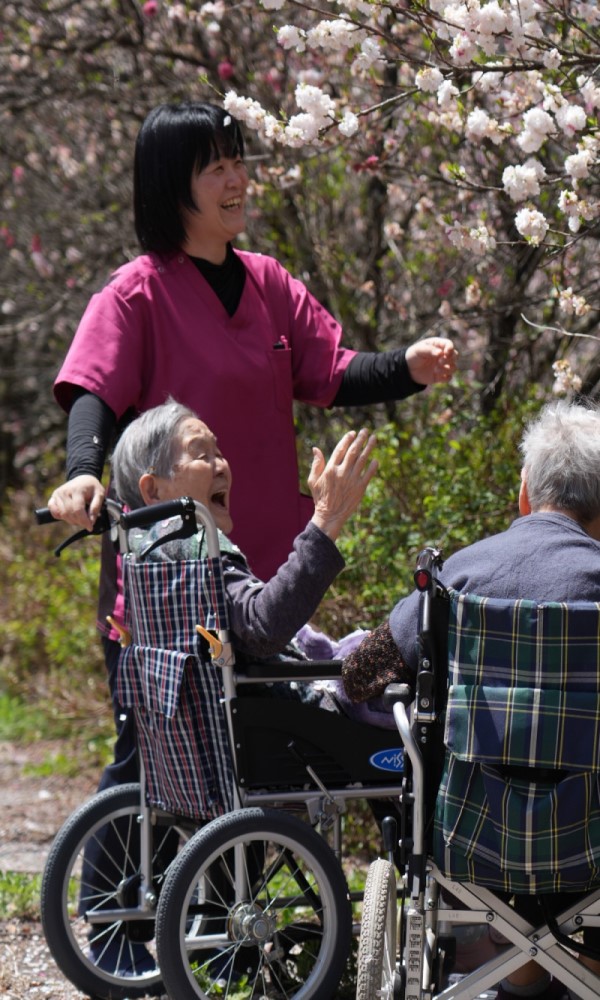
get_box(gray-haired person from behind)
[519,399,600,524]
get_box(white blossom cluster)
[557,289,590,318]
[514,207,548,245]
[447,222,497,255]
[552,359,583,396]
[225,85,339,147]
[251,0,600,260]
[502,159,545,203]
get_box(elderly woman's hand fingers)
[310,431,378,539]
[317,434,377,500]
[307,446,326,492]
[334,428,374,465]
[327,429,359,465]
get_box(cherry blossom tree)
[230,1,600,409]
[1,0,599,498]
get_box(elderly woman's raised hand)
[308,429,378,541]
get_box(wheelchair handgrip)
[120,497,196,530]
[35,507,56,524]
[383,682,413,708]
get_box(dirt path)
[0,740,98,999]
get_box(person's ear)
[518,470,532,515]
[139,473,161,506]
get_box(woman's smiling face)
[182,155,249,261]
[151,417,233,533]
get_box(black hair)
[133,102,245,255]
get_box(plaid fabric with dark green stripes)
[434,590,600,892]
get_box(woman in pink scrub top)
[47,102,457,859]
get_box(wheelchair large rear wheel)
[155,806,352,999]
[356,858,400,1000]
[41,783,193,1000]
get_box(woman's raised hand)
[405,336,457,385]
[308,429,378,541]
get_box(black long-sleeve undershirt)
[331,349,423,406]
[65,350,424,480]
[66,390,115,481]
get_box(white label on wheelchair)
[369,748,405,772]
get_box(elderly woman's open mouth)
[210,490,228,509]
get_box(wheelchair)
[356,548,600,1000]
[37,496,407,1000]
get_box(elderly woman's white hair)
[519,399,600,523]
[111,398,197,510]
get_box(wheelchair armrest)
[234,659,343,683]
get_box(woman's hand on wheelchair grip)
[48,474,106,531]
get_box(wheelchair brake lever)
[54,528,93,557]
[139,516,198,559]
[45,505,115,558]
[287,741,335,808]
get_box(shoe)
[89,937,157,977]
[495,979,569,1000]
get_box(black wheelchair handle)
[382,682,414,708]
[35,507,57,525]
[34,503,115,534]
[120,496,196,530]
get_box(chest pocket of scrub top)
[268,338,293,412]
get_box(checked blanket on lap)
[435,590,600,893]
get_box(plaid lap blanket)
[435,590,600,892]
[116,556,234,822]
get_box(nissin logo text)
[369,748,405,773]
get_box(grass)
[0,691,113,766]
[0,871,42,920]
[0,693,53,742]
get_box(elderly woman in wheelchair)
[344,399,600,1000]
[112,396,378,660]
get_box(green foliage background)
[0,488,109,746]
[312,380,545,636]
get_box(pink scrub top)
[55,249,355,628]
